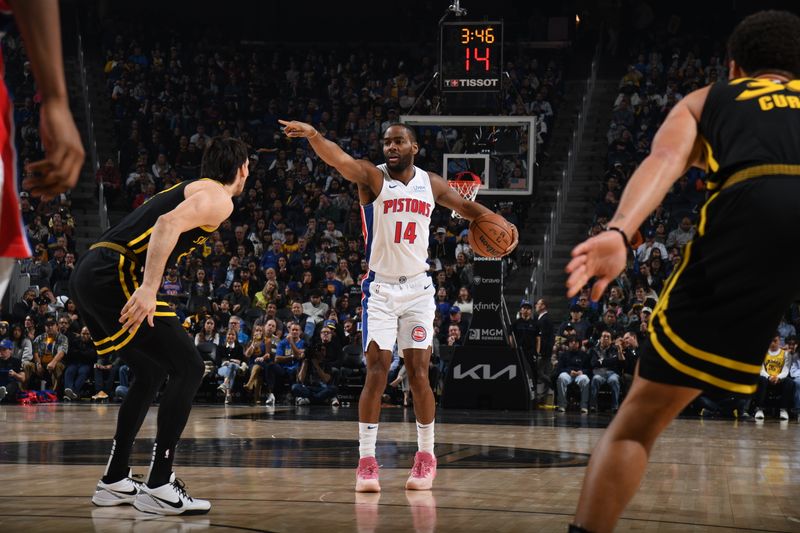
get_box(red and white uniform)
[360,165,436,352]
[0,0,30,298]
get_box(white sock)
[359,422,379,458]
[416,420,435,454]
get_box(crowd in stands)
[0,24,565,407]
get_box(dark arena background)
[0,0,799,531]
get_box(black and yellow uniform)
[639,78,800,396]
[70,179,217,353]
[68,178,223,487]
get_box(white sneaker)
[64,387,78,400]
[296,397,311,406]
[0,386,6,402]
[779,409,789,421]
[331,396,340,407]
[133,473,210,515]
[754,409,765,420]
[92,470,144,506]
[264,393,275,406]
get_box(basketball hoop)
[448,171,482,218]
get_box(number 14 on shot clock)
[440,20,503,92]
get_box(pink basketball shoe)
[405,451,437,490]
[355,456,381,492]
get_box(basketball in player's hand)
[468,213,517,257]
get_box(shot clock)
[439,21,503,92]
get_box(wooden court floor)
[0,403,798,532]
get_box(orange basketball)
[468,213,516,257]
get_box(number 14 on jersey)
[394,221,418,244]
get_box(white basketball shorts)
[360,271,435,353]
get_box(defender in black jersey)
[72,137,249,515]
[564,11,800,533]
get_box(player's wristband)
[308,129,319,139]
[606,227,631,251]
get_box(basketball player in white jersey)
[280,119,516,491]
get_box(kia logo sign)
[453,363,517,380]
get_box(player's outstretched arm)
[279,119,382,191]
[119,185,233,333]
[565,86,710,301]
[12,0,85,200]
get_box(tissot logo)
[473,302,500,312]
[453,363,517,380]
[445,78,500,88]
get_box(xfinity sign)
[453,363,517,380]
[473,302,500,312]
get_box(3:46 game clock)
[439,21,503,93]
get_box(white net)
[448,172,482,218]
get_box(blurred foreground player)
[0,0,84,300]
[71,138,249,515]
[280,119,516,491]
[565,11,800,533]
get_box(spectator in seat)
[92,348,117,401]
[559,305,591,342]
[511,300,539,370]
[244,318,280,405]
[589,331,623,412]
[95,158,122,205]
[323,266,345,299]
[777,316,796,345]
[619,331,640,389]
[440,306,467,343]
[555,336,591,413]
[430,227,455,262]
[9,324,33,388]
[267,322,305,400]
[31,318,67,393]
[303,289,329,327]
[292,326,339,406]
[63,326,96,400]
[227,316,249,345]
[0,339,24,403]
[635,230,668,263]
[226,280,251,315]
[754,334,794,420]
[444,324,464,348]
[666,216,695,249]
[216,329,245,404]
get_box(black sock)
[101,439,130,484]
[146,441,175,488]
[568,524,593,533]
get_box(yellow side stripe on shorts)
[649,329,757,394]
[96,324,140,355]
[154,311,177,317]
[93,324,129,347]
[129,260,139,290]
[657,314,762,374]
[118,255,132,300]
[697,191,720,237]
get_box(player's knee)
[408,371,429,391]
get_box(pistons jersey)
[360,164,434,278]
